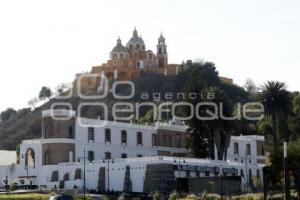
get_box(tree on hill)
[39,86,53,100]
[28,97,39,110]
[182,61,235,159]
[0,108,17,122]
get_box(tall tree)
[0,108,17,122]
[244,78,257,97]
[39,86,53,100]
[182,61,234,159]
[258,81,292,154]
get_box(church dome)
[126,28,145,50]
[111,38,128,53]
[110,38,129,59]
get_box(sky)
[0,0,300,112]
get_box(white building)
[0,110,265,193]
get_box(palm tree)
[258,81,292,154]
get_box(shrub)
[186,194,199,200]
[153,191,162,200]
[169,190,179,200]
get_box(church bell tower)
[156,33,168,68]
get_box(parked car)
[49,194,73,200]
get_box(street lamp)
[77,148,92,200]
[102,158,114,193]
[220,165,223,200]
[241,155,252,192]
[174,157,185,194]
[283,141,290,200]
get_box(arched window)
[25,148,35,168]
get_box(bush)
[153,191,162,200]
[9,183,18,191]
[169,190,179,200]
[186,194,200,200]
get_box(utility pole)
[284,141,290,200]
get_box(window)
[186,171,191,177]
[176,134,181,148]
[69,126,74,139]
[137,132,143,146]
[105,129,111,143]
[152,134,157,146]
[234,142,239,155]
[121,153,127,158]
[257,169,260,178]
[240,169,244,177]
[137,154,143,157]
[44,126,48,138]
[205,172,210,177]
[104,152,111,159]
[168,135,172,147]
[88,127,95,141]
[121,130,127,144]
[246,144,251,156]
[163,135,167,146]
[248,169,252,181]
[88,151,95,162]
[44,151,48,165]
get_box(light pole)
[77,148,91,200]
[283,141,290,200]
[241,156,251,192]
[174,156,185,193]
[21,154,29,189]
[220,165,223,200]
[102,158,114,193]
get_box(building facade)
[0,109,264,193]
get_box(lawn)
[0,193,50,200]
[0,193,93,200]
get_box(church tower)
[156,33,168,68]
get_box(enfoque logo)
[49,73,264,127]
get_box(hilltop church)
[76,28,233,93]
